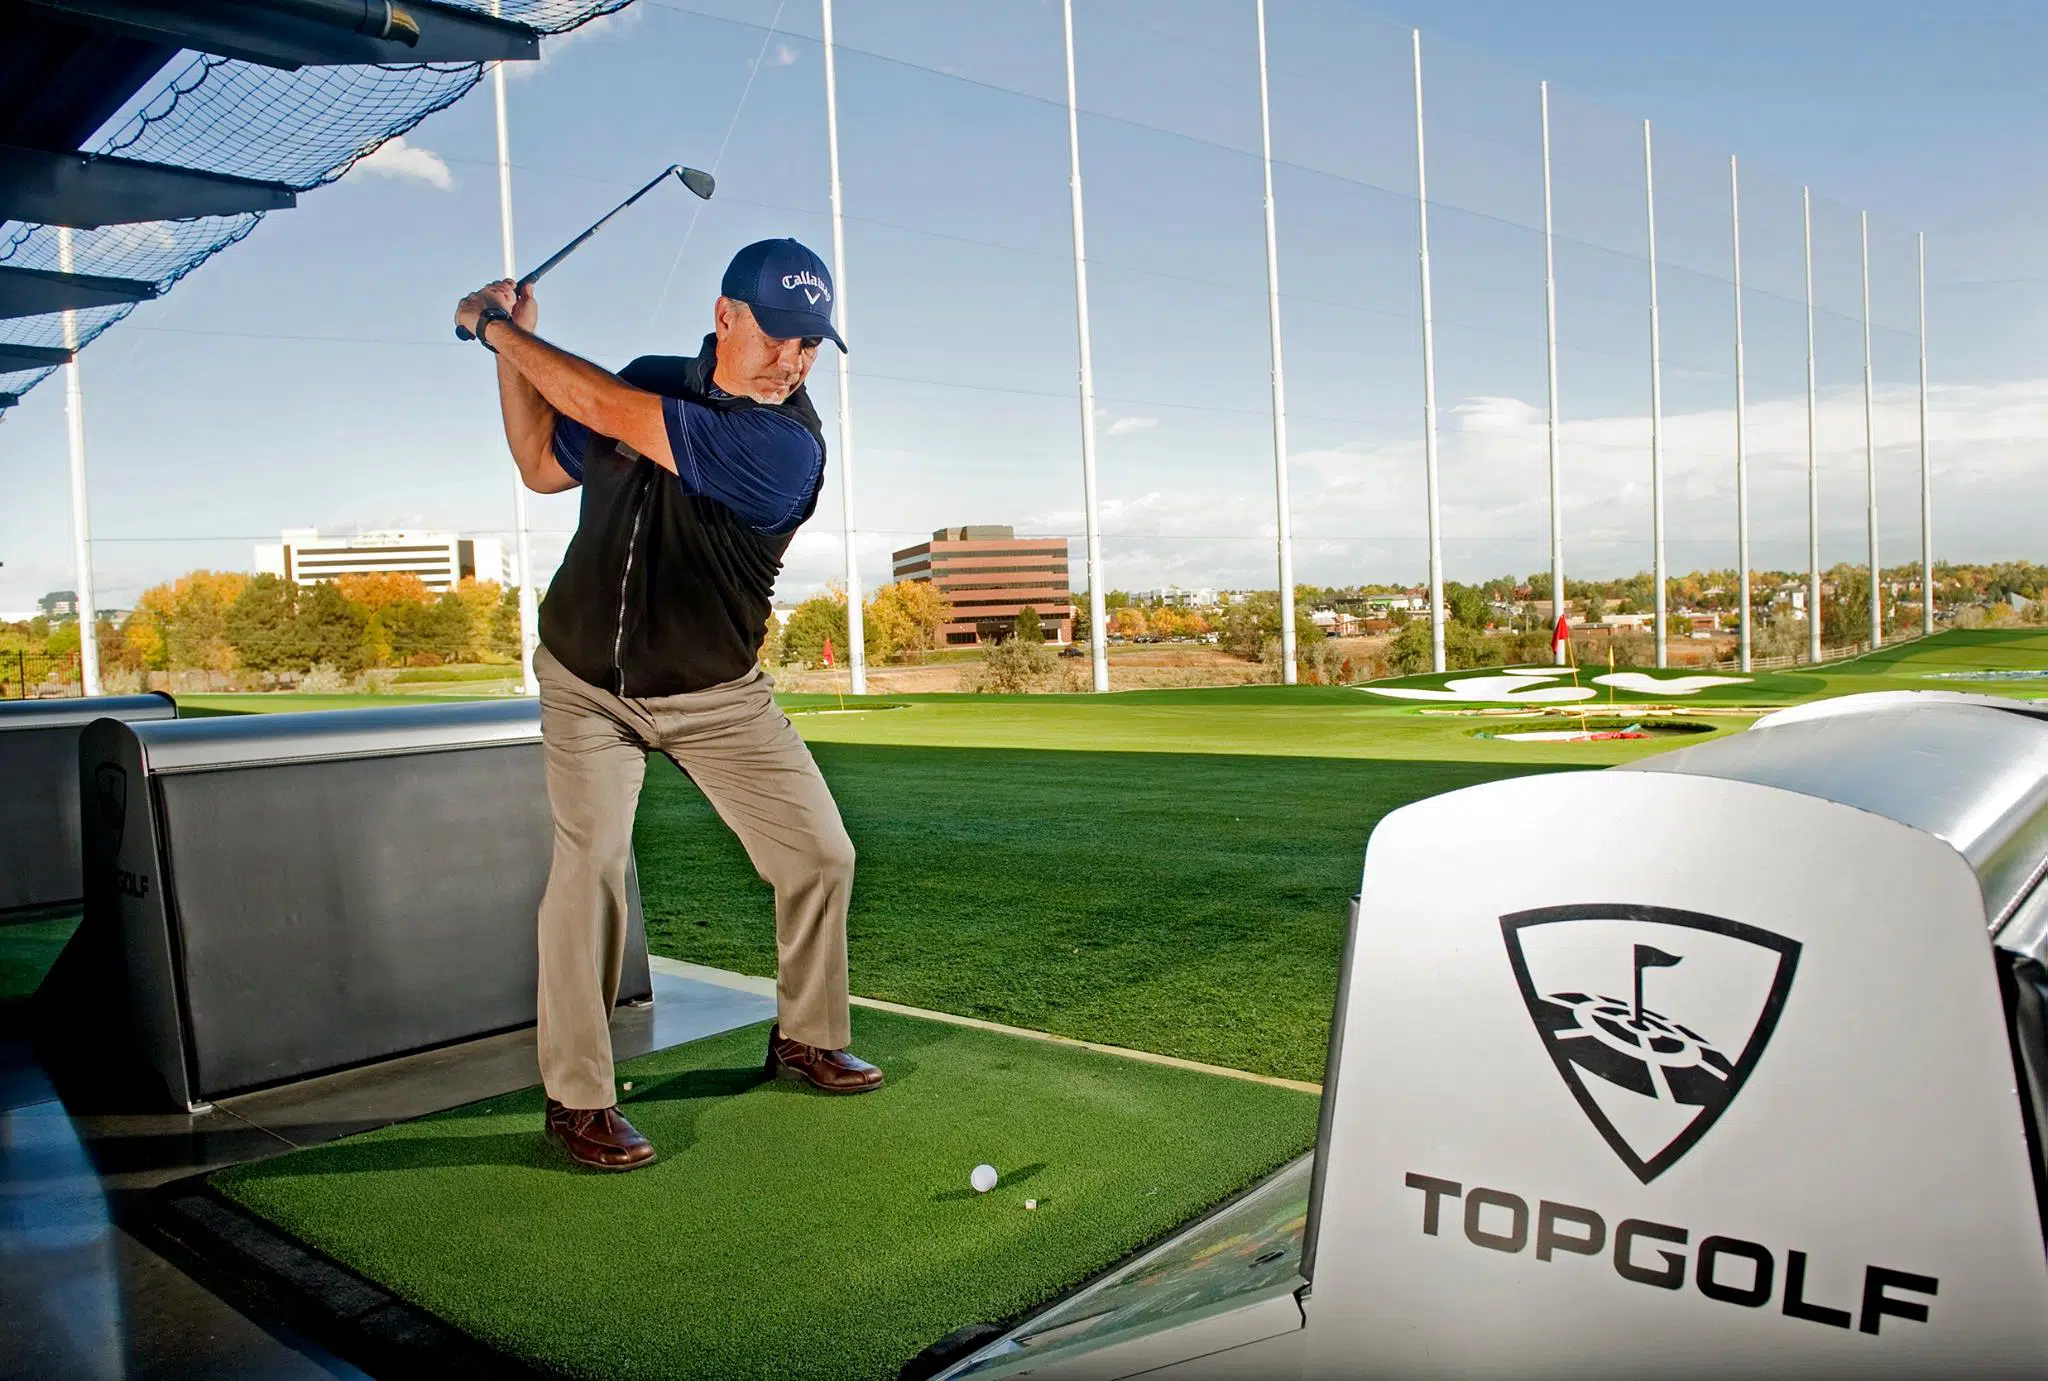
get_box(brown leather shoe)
[544,1098,656,1171]
[765,1024,884,1095]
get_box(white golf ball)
[971,1164,998,1194]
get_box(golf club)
[456,163,715,340]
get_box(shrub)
[965,637,1057,693]
[1296,638,1347,685]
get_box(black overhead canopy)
[0,0,625,413]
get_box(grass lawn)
[214,1008,1319,1381]
[176,691,505,714]
[767,683,1740,763]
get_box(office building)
[890,525,1072,646]
[254,529,509,592]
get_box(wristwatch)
[473,305,513,352]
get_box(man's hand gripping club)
[456,279,675,493]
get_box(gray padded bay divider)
[0,693,175,917]
[43,699,651,1109]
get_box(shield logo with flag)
[94,762,128,859]
[1501,903,1801,1183]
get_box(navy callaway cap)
[720,238,846,351]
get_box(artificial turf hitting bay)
[0,913,77,1006]
[213,1008,1319,1380]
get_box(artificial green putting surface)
[0,913,77,1005]
[214,1008,1318,1381]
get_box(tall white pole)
[1917,230,1933,637]
[1060,0,1108,693]
[491,54,539,697]
[1255,0,1297,684]
[1730,155,1750,672]
[821,0,867,694]
[1644,120,1667,669]
[57,227,102,696]
[1414,30,1445,674]
[1540,81,1565,665]
[1804,187,1821,664]
[1861,210,1881,649]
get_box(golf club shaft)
[456,164,704,340]
[519,165,681,289]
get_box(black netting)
[103,57,487,189]
[0,0,635,405]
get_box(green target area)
[1353,663,1822,707]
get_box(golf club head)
[676,166,716,200]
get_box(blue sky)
[1,0,2041,614]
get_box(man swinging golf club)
[454,238,881,1173]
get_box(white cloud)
[1280,376,2047,577]
[350,137,453,191]
[773,527,899,601]
[768,43,800,67]
[1107,415,1159,437]
[990,375,2048,593]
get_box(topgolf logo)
[781,270,830,305]
[95,762,127,854]
[1501,903,1801,1183]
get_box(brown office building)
[891,525,1072,646]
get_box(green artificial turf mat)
[0,913,78,1004]
[214,1008,1318,1381]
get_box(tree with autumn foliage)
[865,579,953,662]
[124,570,250,672]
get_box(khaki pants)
[534,645,854,1110]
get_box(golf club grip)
[455,324,475,341]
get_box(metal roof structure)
[0,0,630,411]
